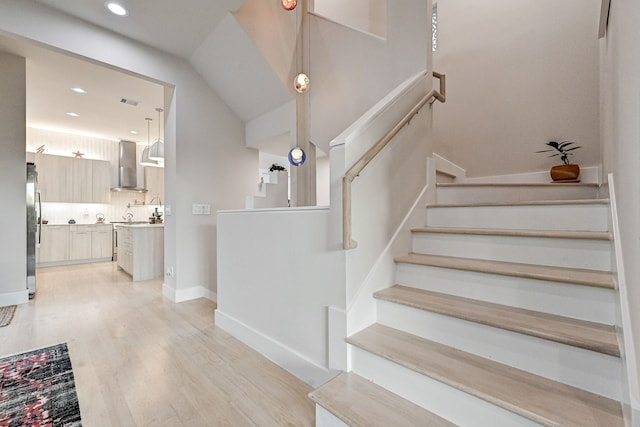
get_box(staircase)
[310,183,625,426]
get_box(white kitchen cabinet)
[92,160,111,203]
[38,224,112,266]
[117,226,133,274]
[72,158,93,203]
[117,225,164,281]
[38,225,70,263]
[70,225,113,261]
[69,228,92,260]
[36,154,73,202]
[35,154,111,203]
[91,227,112,258]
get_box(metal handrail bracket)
[342,71,446,249]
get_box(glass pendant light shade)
[149,107,165,162]
[281,0,297,10]
[294,73,310,93]
[148,139,164,161]
[140,145,159,167]
[140,117,159,167]
[288,146,306,166]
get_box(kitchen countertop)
[43,222,114,226]
[114,223,164,228]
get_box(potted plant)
[536,140,581,182]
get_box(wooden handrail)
[342,71,446,249]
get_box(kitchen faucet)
[122,212,133,222]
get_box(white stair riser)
[436,186,599,205]
[351,347,542,427]
[411,233,612,271]
[376,301,622,400]
[315,406,348,427]
[426,204,609,231]
[395,263,616,324]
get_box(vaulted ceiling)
[3,0,291,149]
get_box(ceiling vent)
[120,98,139,106]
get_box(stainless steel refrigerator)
[27,162,40,299]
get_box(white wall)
[602,0,640,409]
[316,155,330,206]
[0,0,258,301]
[313,0,387,38]
[0,51,27,306]
[310,0,429,153]
[432,0,601,178]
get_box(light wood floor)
[0,262,315,426]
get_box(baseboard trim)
[433,153,466,179]
[162,283,216,303]
[0,289,29,306]
[215,309,337,387]
[609,174,640,425]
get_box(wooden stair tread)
[411,226,611,240]
[347,324,623,427]
[308,372,455,427]
[428,198,609,208]
[374,285,619,357]
[395,253,615,289]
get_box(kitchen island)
[116,223,164,281]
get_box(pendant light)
[140,117,159,167]
[281,0,297,10]
[149,107,164,161]
[288,146,306,166]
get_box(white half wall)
[0,51,27,306]
[216,207,344,386]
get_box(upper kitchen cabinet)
[36,154,73,202]
[72,157,92,203]
[36,154,111,203]
[145,166,164,205]
[92,160,111,204]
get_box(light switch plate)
[192,204,211,215]
[165,205,172,215]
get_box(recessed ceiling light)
[129,130,138,135]
[66,112,80,117]
[71,87,86,94]
[105,2,128,16]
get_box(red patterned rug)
[0,343,82,426]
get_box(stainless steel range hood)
[111,140,147,192]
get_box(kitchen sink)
[109,221,150,224]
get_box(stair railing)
[342,71,446,249]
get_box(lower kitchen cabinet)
[69,225,113,261]
[91,228,113,258]
[38,225,70,263]
[69,228,92,260]
[116,225,164,281]
[38,224,113,266]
